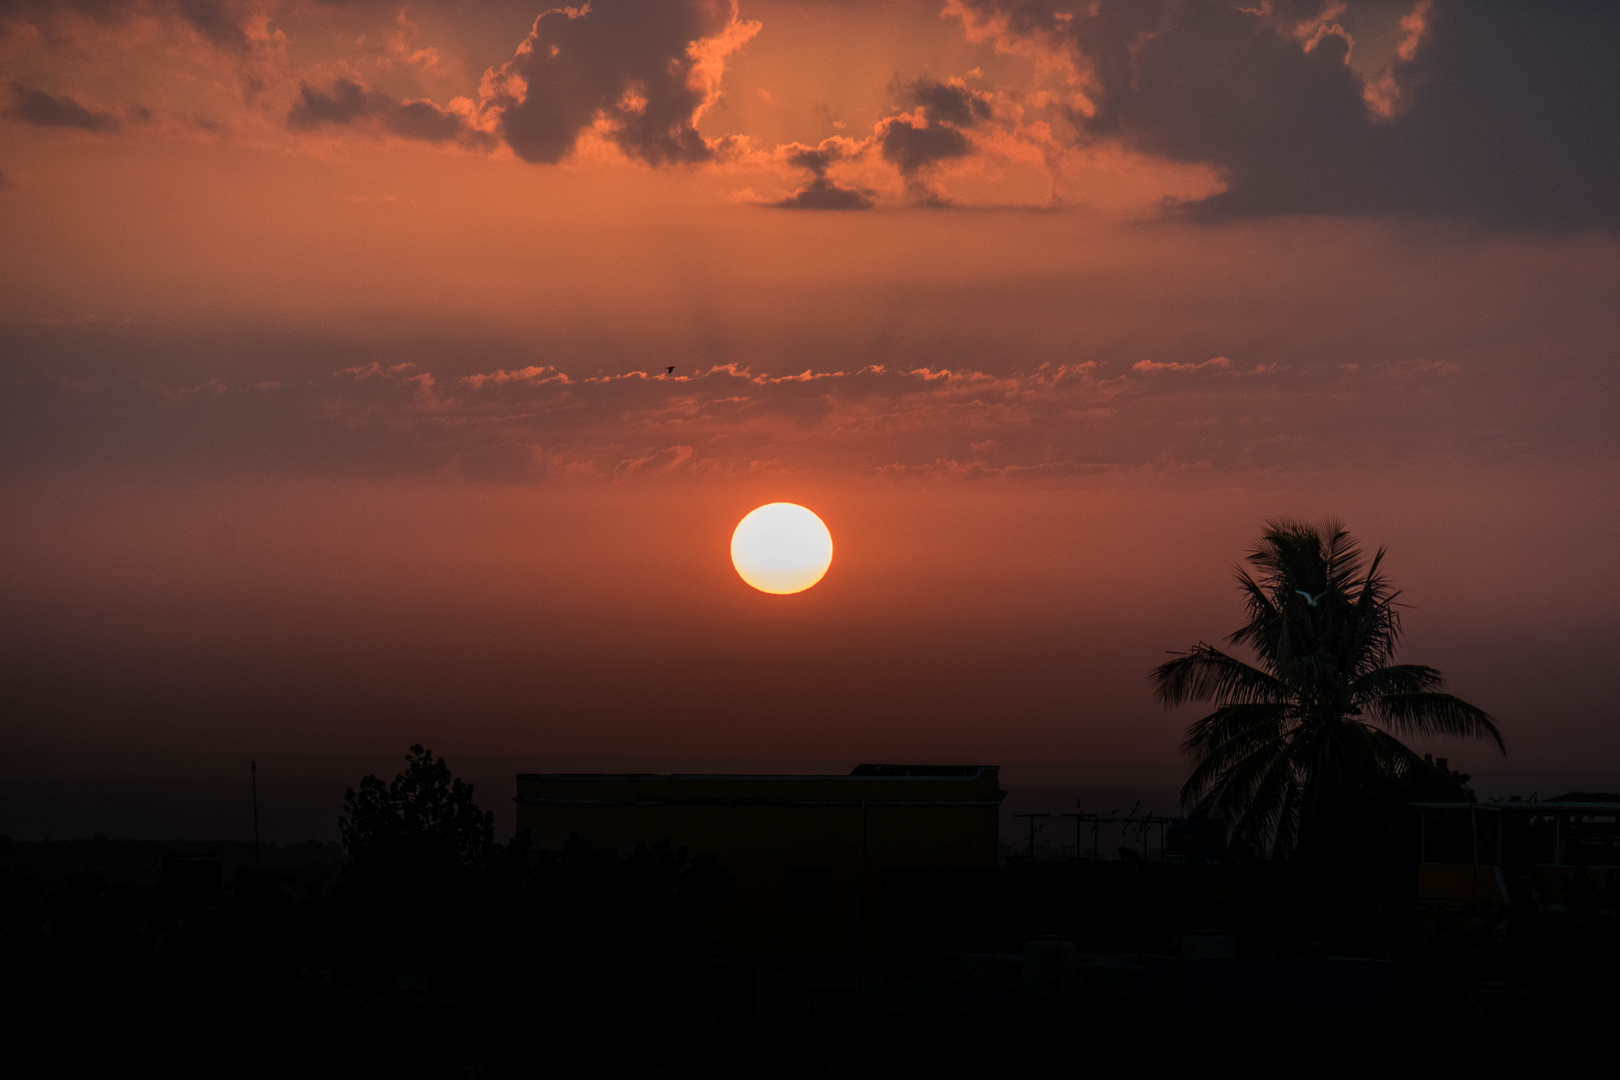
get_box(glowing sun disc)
[731,503,833,595]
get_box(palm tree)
[1152,520,1502,860]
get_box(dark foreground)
[3,835,1617,1076]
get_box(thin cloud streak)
[2,351,1548,483]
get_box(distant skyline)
[3,2,1617,836]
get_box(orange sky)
[3,1,1619,820]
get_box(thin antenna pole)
[251,759,262,877]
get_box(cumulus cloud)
[769,138,873,209]
[481,0,759,166]
[0,0,254,43]
[8,81,120,131]
[906,77,994,131]
[176,0,250,51]
[3,0,1612,224]
[1,0,288,128]
[763,78,1000,208]
[0,0,135,28]
[876,77,995,202]
[949,0,1620,228]
[879,116,970,176]
[288,77,490,147]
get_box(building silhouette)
[515,764,1005,958]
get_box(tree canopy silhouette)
[1152,520,1503,859]
[338,744,493,885]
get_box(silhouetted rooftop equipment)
[1414,795,1620,922]
[1415,795,1620,868]
[1009,809,1224,863]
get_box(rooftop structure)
[515,765,1005,958]
[1415,794,1620,914]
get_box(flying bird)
[1295,590,1326,606]
[666,366,675,375]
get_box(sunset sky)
[3,1,1618,836]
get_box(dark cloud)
[772,176,874,210]
[0,0,133,27]
[879,118,971,176]
[386,98,467,143]
[288,78,487,146]
[958,0,1620,229]
[0,0,246,38]
[784,144,841,174]
[177,0,249,50]
[771,141,873,209]
[486,0,754,166]
[906,77,992,130]
[878,78,988,178]
[1371,3,1620,229]
[8,82,119,131]
[288,79,378,127]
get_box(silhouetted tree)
[1152,520,1502,859]
[338,744,493,898]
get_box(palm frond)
[1184,741,1295,840]
[1181,702,1292,759]
[1184,724,1295,823]
[1228,570,1282,657]
[1162,519,1502,859]
[1223,745,1303,859]
[1152,645,1291,707]
[1368,692,1505,752]
[1350,663,1445,701]
[1346,548,1402,671]
[1366,726,1433,778]
[1267,756,1310,859]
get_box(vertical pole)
[1420,809,1427,863]
[251,759,262,877]
[1471,807,1478,867]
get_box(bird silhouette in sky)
[666,366,675,375]
[1295,589,1326,606]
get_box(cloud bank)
[288,77,490,147]
[2,1,1616,226]
[949,0,1620,227]
[2,340,1551,484]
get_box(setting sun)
[730,503,834,595]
